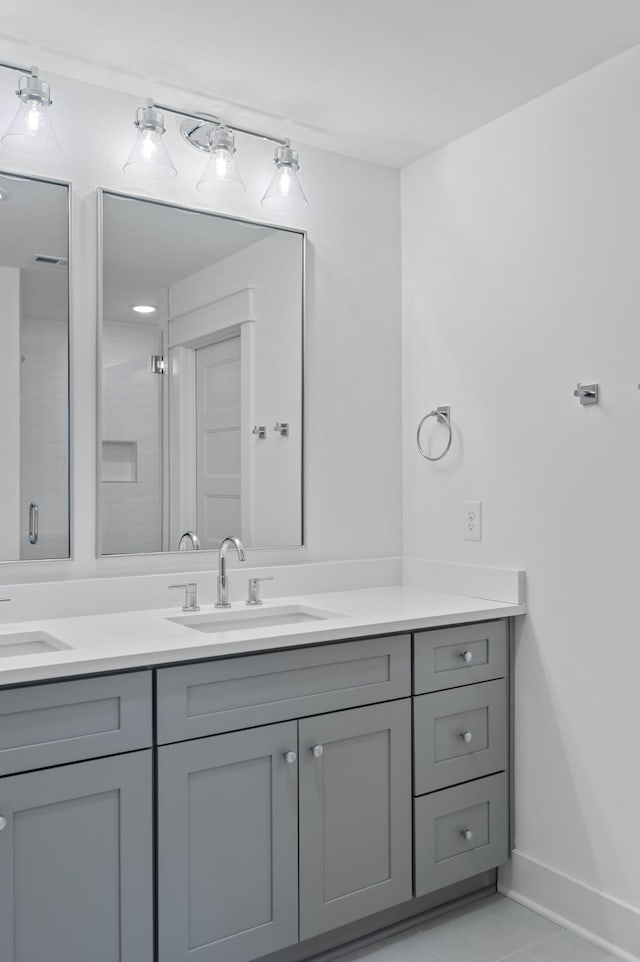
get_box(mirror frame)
[96,188,306,558]
[0,169,72,565]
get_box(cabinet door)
[0,750,153,962]
[158,721,299,962]
[298,700,412,940]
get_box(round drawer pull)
[460,731,473,743]
[284,751,297,764]
[0,816,7,831]
[461,650,473,663]
[311,745,324,758]
[461,829,474,841]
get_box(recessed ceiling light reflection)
[132,305,157,314]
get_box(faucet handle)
[246,577,274,606]
[169,583,200,612]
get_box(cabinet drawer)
[414,772,508,896]
[413,678,507,794]
[156,635,411,744]
[0,672,153,776]
[413,621,507,694]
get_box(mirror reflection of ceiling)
[0,174,68,324]
[103,194,276,324]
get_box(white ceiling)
[2,1,640,166]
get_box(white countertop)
[0,586,526,686]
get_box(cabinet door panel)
[0,751,153,962]
[298,700,412,940]
[158,722,298,962]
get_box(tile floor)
[340,895,619,962]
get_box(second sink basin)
[168,604,345,634]
[0,631,72,659]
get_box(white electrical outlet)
[463,501,482,541]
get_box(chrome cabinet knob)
[461,650,473,663]
[311,745,324,758]
[0,816,7,831]
[284,751,297,764]
[460,731,473,743]
[461,829,474,841]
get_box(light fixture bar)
[0,60,37,77]
[150,100,290,148]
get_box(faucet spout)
[216,536,246,607]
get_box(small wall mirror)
[98,191,304,556]
[0,172,70,562]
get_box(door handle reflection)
[29,503,39,545]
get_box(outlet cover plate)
[463,501,482,541]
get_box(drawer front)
[413,678,507,794]
[414,772,508,896]
[0,672,153,776]
[156,635,411,744]
[413,621,507,694]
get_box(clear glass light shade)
[1,81,62,157]
[260,145,308,213]
[197,148,246,195]
[196,127,246,196]
[123,127,177,181]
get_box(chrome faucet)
[216,536,246,607]
[178,531,200,551]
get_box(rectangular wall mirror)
[0,172,70,562]
[98,191,304,556]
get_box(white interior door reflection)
[196,337,242,550]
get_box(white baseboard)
[499,850,640,962]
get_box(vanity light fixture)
[0,61,61,157]
[261,144,308,212]
[196,125,246,196]
[123,100,176,181]
[124,99,309,211]
[132,304,157,314]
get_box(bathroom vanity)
[0,593,518,962]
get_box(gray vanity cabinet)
[156,700,413,961]
[298,699,412,940]
[0,750,154,962]
[157,721,299,962]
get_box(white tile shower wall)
[101,321,162,555]
[0,45,402,582]
[19,316,69,560]
[401,44,640,957]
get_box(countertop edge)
[0,598,525,688]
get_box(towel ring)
[417,406,452,461]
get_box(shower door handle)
[29,503,39,545]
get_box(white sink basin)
[168,604,345,634]
[0,631,72,658]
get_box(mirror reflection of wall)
[0,173,70,563]
[99,192,304,556]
